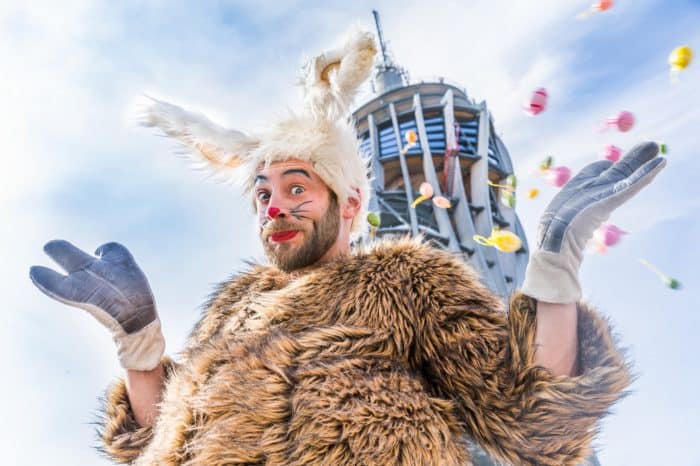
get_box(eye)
[256,191,270,203]
[291,185,305,195]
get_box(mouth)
[270,230,299,242]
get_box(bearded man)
[29,31,665,465]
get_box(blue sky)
[3,1,699,464]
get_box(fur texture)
[138,97,259,179]
[301,29,377,122]
[96,236,631,465]
[138,30,376,239]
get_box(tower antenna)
[372,10,389,66]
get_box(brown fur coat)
[97,236,631,465]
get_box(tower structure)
[354,10,528,301]
[352,11,601,466]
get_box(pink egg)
[544,166,571,187]
[607,111,635,132]
[602,144,622,162]
[595,0,614,11]
[524,88,548,115]
[595,224,627,246]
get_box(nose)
[267,206,281,219]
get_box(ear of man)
[340,188,362,221]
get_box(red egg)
[578,0,614,19]
[607,111,635,132]
[602,144,622,162]
[524,88,548,116]
[595,0,614,11]
[544,166,571,187]
[595,224,627,247]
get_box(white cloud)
[3,0,699,464]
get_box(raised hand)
[30,240,165,370]
[521,142,666,303]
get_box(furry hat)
[140,30,377,238]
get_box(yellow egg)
[405,130,418,144]
[474,230,522,253]
[669,45,693,70]
[491,230,522,252]
[527,188,539,199]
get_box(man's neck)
[316,237,351,264]
[297,252,350,275]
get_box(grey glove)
[29,240,165,370]
[521,141,666,303]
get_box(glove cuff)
[521,248,582,304]
[114,318,166,371]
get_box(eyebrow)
[254,168,312,184]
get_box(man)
[30,31,664,465]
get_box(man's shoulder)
[349,236,502,315]
[341,235,487,299]
[211,261,287,303]
[350,235,474,275]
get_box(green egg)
[367,212,381,227]
[501,192,516,209]
[664,277,681,290]
[539,156,553,171]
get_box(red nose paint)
[270,231,298,242]
[267,207,281,218]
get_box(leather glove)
[29,240,165,370]
[521,141,666,303]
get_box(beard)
[261,195,340,272]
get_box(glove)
[521,141,666,303]
[29,240,165,370]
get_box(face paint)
[261,194,340,272]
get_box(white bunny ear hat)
[139,30,378,238]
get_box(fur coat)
[96,236,631,466]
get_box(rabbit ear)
[137,96,259,180]
[301,30,377,121]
